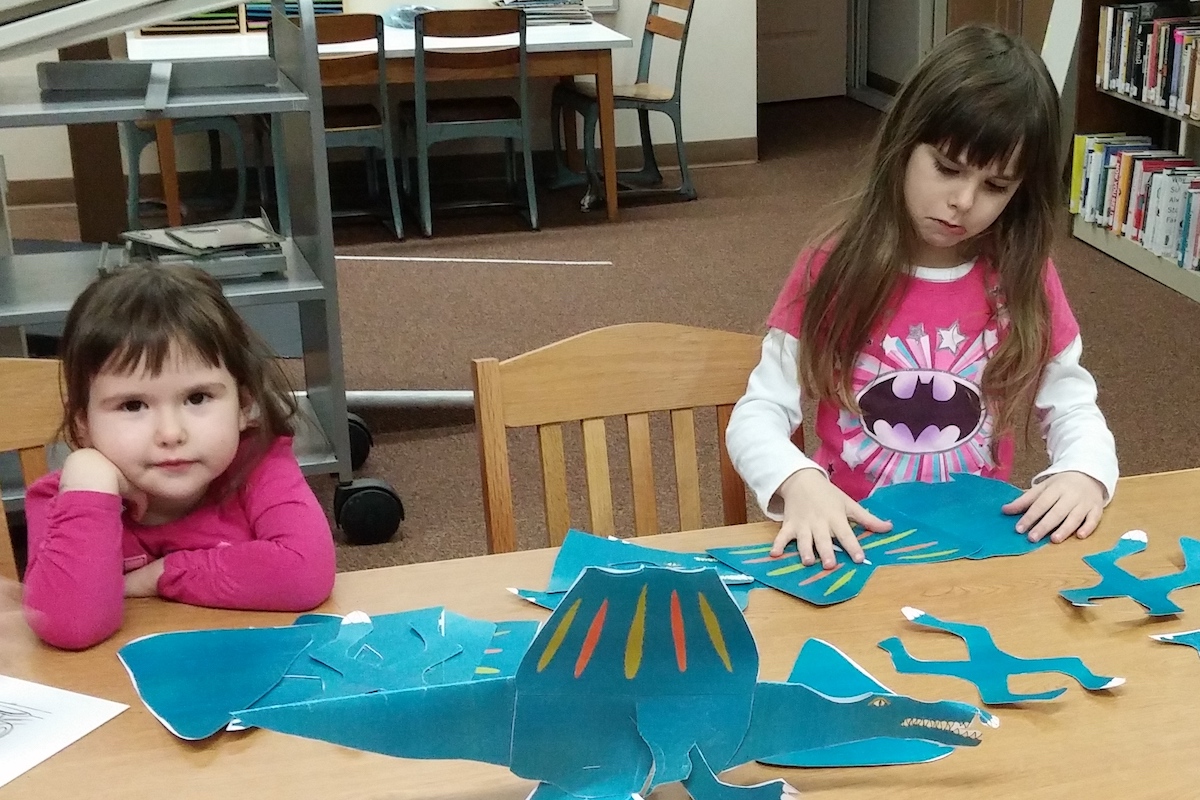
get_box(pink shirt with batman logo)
[767,250,1079,501]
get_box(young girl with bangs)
[23,264,336,650]
[726,25,1118,571]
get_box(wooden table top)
[7,468,1200,798]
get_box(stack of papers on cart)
[493,0,593,25]
[119,215,287,279]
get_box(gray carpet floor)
[10,97,1198,572]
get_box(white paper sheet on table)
[0,674,127,789]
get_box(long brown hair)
[795,24,1062,439]
[59,263,299,487]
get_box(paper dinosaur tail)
[236,676,517,766]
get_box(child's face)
[78,342,250,520]
[903,143,1022,267]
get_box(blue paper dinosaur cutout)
[238,566,995,800]
[120,607,533,740]
[1151,628,1200,656]
[1060,530,1200,616]
[707,475,1049,606]
[760,639,958,767]
[878,607,1124,704]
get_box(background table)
[124,22,633,224]
[7,468,1200,797]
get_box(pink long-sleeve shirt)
[22,436,336,650]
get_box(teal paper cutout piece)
[862,474,1040,559]
[1060,530,1200,616]
[117,624,319,740]
[1150,628,1200,655]
[878,607,1125,704]
[511,582,755,612]
[544,529,754,593]
[760,639,958,767]
[238,566,994,800]
[472,620,541,679]
[707,508,976,607]
[124,607,501,739]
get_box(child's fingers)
[833,519,865,563]
[795,528,818,567]
[811,528,840,570]
[1075,507,1103,540]
[1024,495,1070,542]
[1049,504,1090,543]
[1015,486,1059,534]
[1002,482,1042,515]
[847,503,892,534]
[770,527,795,558]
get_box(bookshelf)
[139,2,342,35]
[1072,2,1200,304]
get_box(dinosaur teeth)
[900,717,984,740]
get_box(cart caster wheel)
[347,412,373,471]
[334,478,403,545]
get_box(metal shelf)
[0,70,308,128]
[0,240,326,327]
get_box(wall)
[867,0,921,85]
[0,1,757,189]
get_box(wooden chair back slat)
[656,0,692,10]
[0,358,65,580]
[471,324,762,552]
[424,48,520,71]
[581,418,615,536]
[670,408,702,531]
[646,14,685,41]
[472,357,518,554]
[625,412,659,536]
[421,8,520,37]
[315,13,378,44]
[537,424,571,547]
[716,404,748,526]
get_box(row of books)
[1097,2,1200,116]
[140,2,343,36]
[494,0,593,25]
[1071,132,1200,270]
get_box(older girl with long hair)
[726,25,1117,570]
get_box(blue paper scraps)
[706,474,1047,607]
[511,528,758,611]
[1060,530,1200,616]
[240,566,995,800]
[879,607,1125,705]
[1151,629,1200,656]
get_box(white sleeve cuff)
[1032,335,1119,504]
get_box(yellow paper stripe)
[898,549,959,560]
[624,584,649,679]
[726,545,774,556]
[537,598,582,672]
[766,562,809,577]
[475,666,500,675]
[860,529,917,550]
[697,592,733,672]
[824,568,857,596]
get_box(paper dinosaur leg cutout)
[1060,530,1200,616]
[879,608,1124,704]
[240,567,993,799]
[1150,629,1200,656]
[682,747,796,800]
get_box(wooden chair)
[0,359,64,581]
[472,323,762,554]
[550,0,698,208]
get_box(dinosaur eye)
[869,697,890,707]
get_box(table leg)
[153,120,183,227]
[595,50,618,222]
[558,76,580,173]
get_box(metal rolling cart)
[0,0,403,545]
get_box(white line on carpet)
[335,255,613,266]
